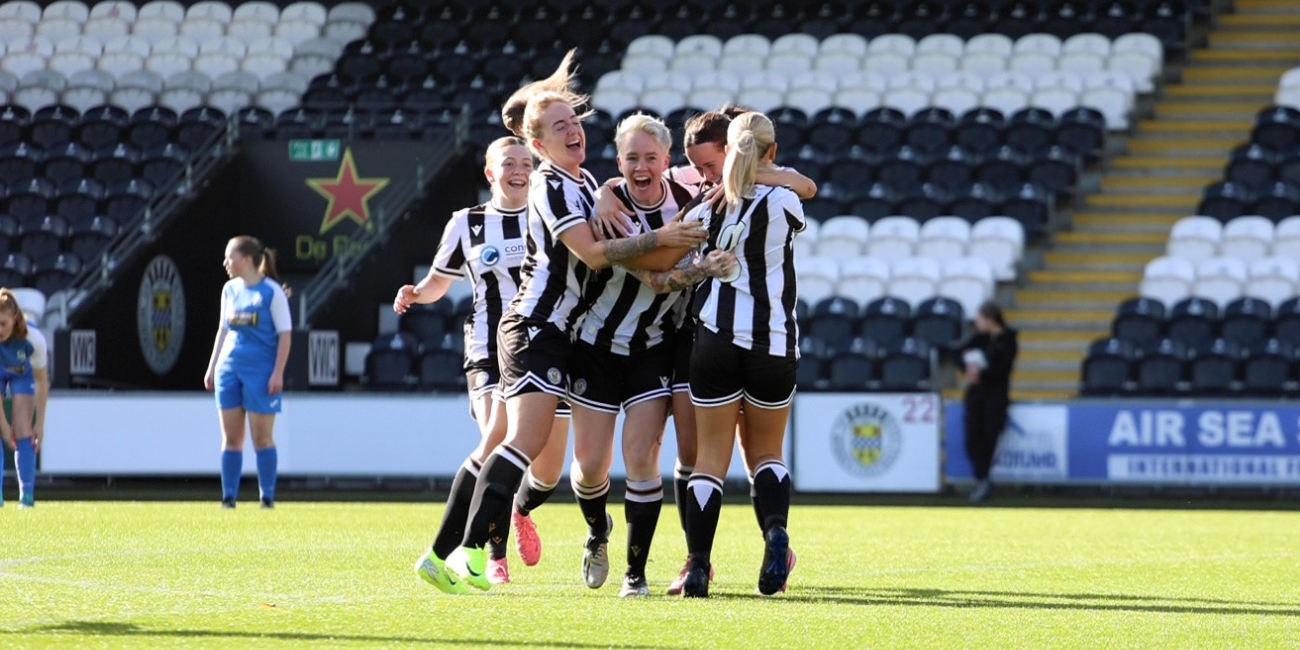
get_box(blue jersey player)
[0,289,48,508]
[204,236,292,509]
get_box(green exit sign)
[289,140,340,161]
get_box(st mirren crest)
[831,402,903,478]
[137,255,186,375]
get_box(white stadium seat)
[815,216,869,258]
[766,52,813,77]
[118,69,163,92]
[48,50,94,78]
[90,1,138,24]
[281,1,327,26]
[917,34,964,57]
[687,87,732,112]
[868,34,916,57]
[1141,256,1196,307]
[675,34,723,58]
[840,70,888,94]
[255,87,298,115]
[103,35,152,58]
[1112,33,1162,66]
[44,1,90,24]
[966,34,1013,57]
[837,257,891,306]
[97,50,145,78]
[1009,52,1055,76]
[937,71,985,94]
[0,0,41,23]
[821,33,867,57]
[968,216,1024,281]
[1058,52,1106,77]
[138,0,184,23]
[939,257,995,317]
[69,69,114,92]
[226,18,273,43]
[261,71,308,95]
[627,35,675,59]
[186,0,232,24]
[13,84,57,111]
[961,52,1007,75]
[1274,216,1300,258]
[930,87,978,116]
[179,17,225,44]
[883,86,930,117]
[981,87,1029,116]
[56,35,105,57]
[326,2,373,26]
[1167,216,1222,260]
[889,71,936,93]
[152,35,199,58]
[199,36,247,59]
[911,52,958,75]
[165,70,211,93]
[1082,86,1131,130]
[691,70,740,94]
[323,19,366,44]
[247,37,294,61]
[668,52,714,72]
[622,53,667,75]
[206,87,250,113]
[1031,86,1079,118]
[0,16,33,42]
[863,51,909,75]
[213,70,260,94]
[596,70,644,95]
[834,88,880,113]
[815,51,860,75]
[736,87,783,113]
[275,20,320,48]
[785,87,832,116]
[1064,33,1111,57]
[722,34,770,58]
[241,52,287,80]
[1036,71,1085,94]
[984,71,1034,94]
[591,87,638,116]
[109,85,155,112]
[145,51,191,79]
[159,85,203,113]
[132,17,179,44]
[1220,215,1275,259]
[866,216,920,260]
[1108,51,1160,93]
[36,17,83,43]
[1014,34,1062,57]
[638,88,685,116]
[1,52,46,79]
[1193,257,1248,308]
[798,256,840,306]
[888,257,942,308]
[1247,257,1300,307]
[917,216,971,260]
[771,33,819,58]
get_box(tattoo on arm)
[600,231,659,264]
[628,255,710,294]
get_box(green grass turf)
[1,501,1298,649]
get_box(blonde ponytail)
[721,112,775,207]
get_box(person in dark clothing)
[961,301,1018,503]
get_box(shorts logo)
[659,376,669,388]
[526,326,541,341]
[475,372,487,388]
[479,246,501,267]
[573,378,587,395]
[137,255,186,375]
[547,368,562,385]
[831,402,902,478]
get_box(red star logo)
[305,148,389,234]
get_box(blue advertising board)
[946,402,1300,486]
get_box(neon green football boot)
[446,545,491,591]
[414,549,470,595]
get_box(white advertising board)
[793,393,941,493]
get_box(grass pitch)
[1,500,1298,649]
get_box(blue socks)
[15,437,35,502]
[255,447,277,502]
[221,450,242,501]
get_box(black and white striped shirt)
[576,178,698,355]
[431,202,527,366]
[510,161,599,331]
[689,184,805,358]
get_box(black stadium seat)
[1112,296,1165,346]
[1167,297,1218,349]
[827,352,877,391]
[1189,338,1242,396]
[1242,339,1297,397]
[365,332,419,389]
[862,296,911,348]
[1082,337,1136,396]
[419,347,465,391]
[400,304,449,342]
[912,297,964,350]
[32,252,82,296]
[880,337,931,392]
[1220,297,1271,347]
[69,216,118,261]
[0,252,33,288]
[808,296,861,354]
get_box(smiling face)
[223,239,252,279]
[485,143,534,208]
[0,310,13,342]
[531,99,585,175]
[617,130,669,205]
[685,141,727,185]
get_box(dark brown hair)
[978,300,1006,327]
[0,288,28,341]
[683,103,753,148]
[230,236,283,286]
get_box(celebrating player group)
[394,52,815,598]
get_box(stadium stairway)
[1005,0,1300,401]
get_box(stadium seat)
[365,332,417,389]
[866,215,919,259]
[1167,297,1219,349]
[1220,297,1271,347]
[1140,256,1195,306]
[879,337,931,392]
[1246,257,1299,308]
[808,296,860,354]
[1188,338,1242,396]
[1112,296,1166,347]
[1242,338,1297,397]
[912,296,964,350]
[32,251,81,295]
[418,347,464,391]
[1135,338,1187,395]
[1081,337,1135,396]
[968,216,1023,281]
[1192,257,1247,308]
[837,257,891,306]
[1167,215,1221,260]
[887,257,941,308]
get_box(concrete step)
[1111,157,1222,172]
[1071,213,1181,231]
[1192,49,1300,64]
[1016,289,1135,309]
[1019,328,1108,349]
[1217,14,1300,27]
[1028,270,1142,284]
[1209,31,1300,48]
[1155,100,1269,118]
[1012,368,1080,384]
[1042,251,1158,271]
[1181,67,1288,83]
[1055,231,1167,247]
[1099,175,1215,193]
[1235,0,1300,10]
[1125,139,1240,156]
[1009,388,1077,401]
[1019,349,1089,364]
[1085,194,1199,211]
[1136,119,1252,134]
[1006,309,1113,327]
[1164,84,1278,98]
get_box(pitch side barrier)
[946,400,1300,487]
[37,391,943,491]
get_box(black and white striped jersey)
[509,161,599,331]
[688,183,806,358]
[576,178,698,355]
[431,202,527,366]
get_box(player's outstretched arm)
[394,268,453,314]
[627,250,737,294]
[559,214,706,271]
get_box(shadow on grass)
[721,586,1300,617]
[12,621,681,649]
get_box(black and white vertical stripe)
[576,178,698,355]
[431,202,527,367]
[690,184,806,358]
[511,162,599,332]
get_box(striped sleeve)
[534,174,587,238]
[431,210,468,278]
[775,187,806,234]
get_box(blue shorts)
[0,372,34,397]
[216,364,281,414]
